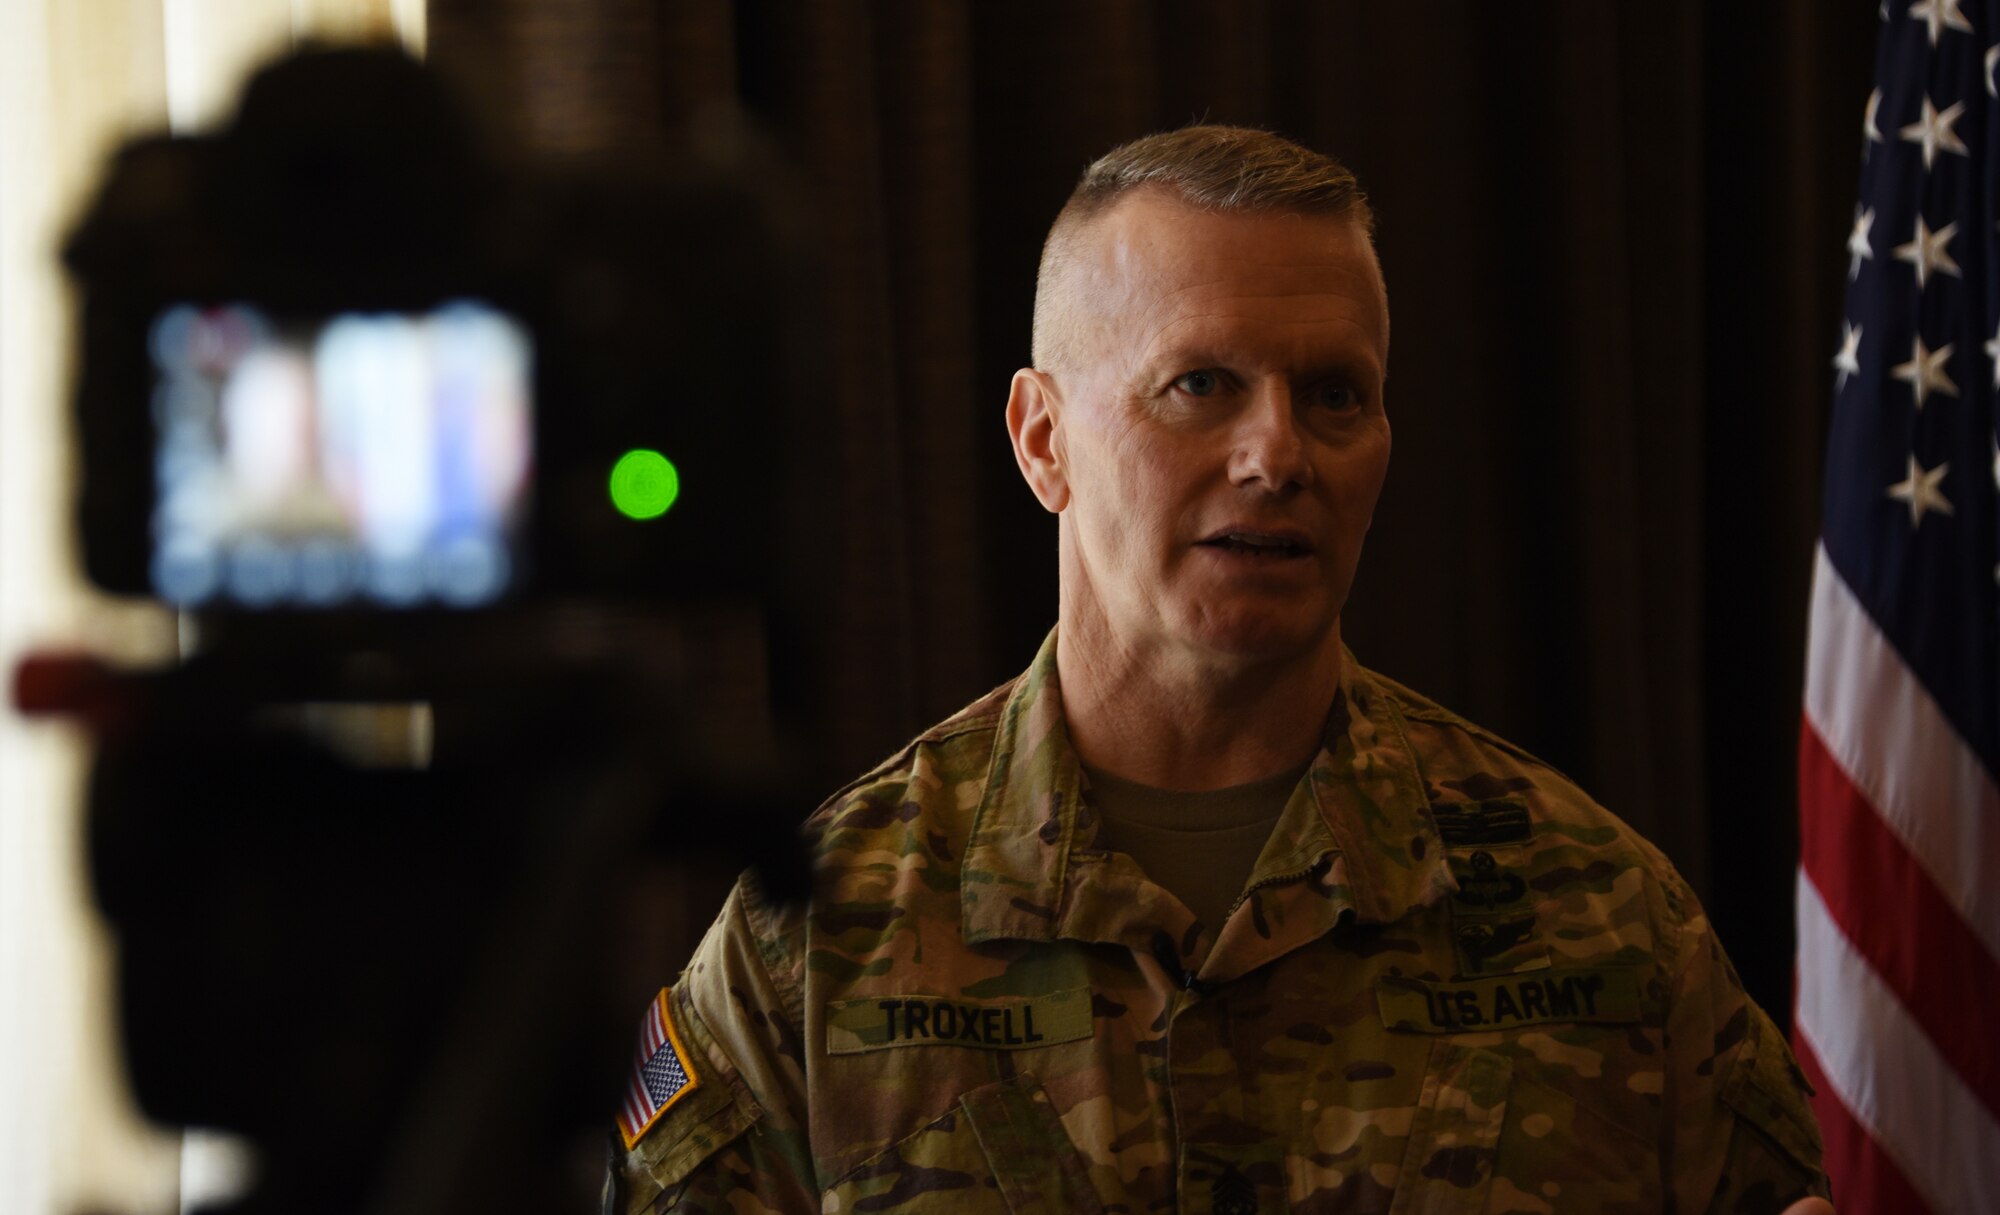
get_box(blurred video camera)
[27,45,813,1215]
[68,47,789,621]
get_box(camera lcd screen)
[148,301,533,609]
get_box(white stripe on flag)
[1803,544,2000,958]
[643,1001,666,1056]
[1794,869,2000,1210]
[628,1065,651,1118]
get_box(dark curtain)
[426,0,1878,1019]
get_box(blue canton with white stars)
[1829,0,2000,784]
[642,1038,691,1107]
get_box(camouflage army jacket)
[615,631,1828,1214]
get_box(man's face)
[1017,190,1392,668]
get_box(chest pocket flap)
[1389,1043,1513,1215]
[826,1073,1104,1214]
[1717,1006,1825,1179]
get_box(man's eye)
[1175,370,1220,397]
[1317,383,1355,409]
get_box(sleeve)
[613,877,819,1215]
[1658,873,1831,1213]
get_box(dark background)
[426,0,1880,1022]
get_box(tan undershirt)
[1082,761,1310,932]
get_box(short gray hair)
[1032,125,1374,371]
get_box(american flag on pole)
[1795,1,2000,1209]
[617,988,701,1150]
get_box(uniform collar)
[960,627,1454,947]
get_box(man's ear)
[1006,368,1069,513]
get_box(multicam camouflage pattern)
[616,630,1828,1213]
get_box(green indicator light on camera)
[609,449,680,520]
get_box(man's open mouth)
[1197,531,1312,557]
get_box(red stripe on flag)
[643,1000,666,1055]
[1798,716,2000,1123]
[1792,1026,1932,1214]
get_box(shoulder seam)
[737,874,808,1038]
[1364,666,1585,791]
[801,710,1006,831]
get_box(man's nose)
[1227,380,1311,492]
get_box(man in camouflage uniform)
[612,126,1831,1213]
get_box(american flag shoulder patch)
[617,987,701,1150]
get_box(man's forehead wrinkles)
[1173,253,1373,281]
[1123,258,1378,298]
[1123,269,1385,328]
[1137,306,1385,366]
[1128,271,1381,320]
[1145,272,1368,303]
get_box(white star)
[1986,319,2000,388]
[1892,335,1957,408]
[1834,321,1863,392]
[1893,216,1961,289]
[1849,206,1876,279]
[1911,0,1974,46]
[1988,44,2000,98]
[1900,95,1970,169]
[1864,88,1885,146]
[1886,454,1953,527]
